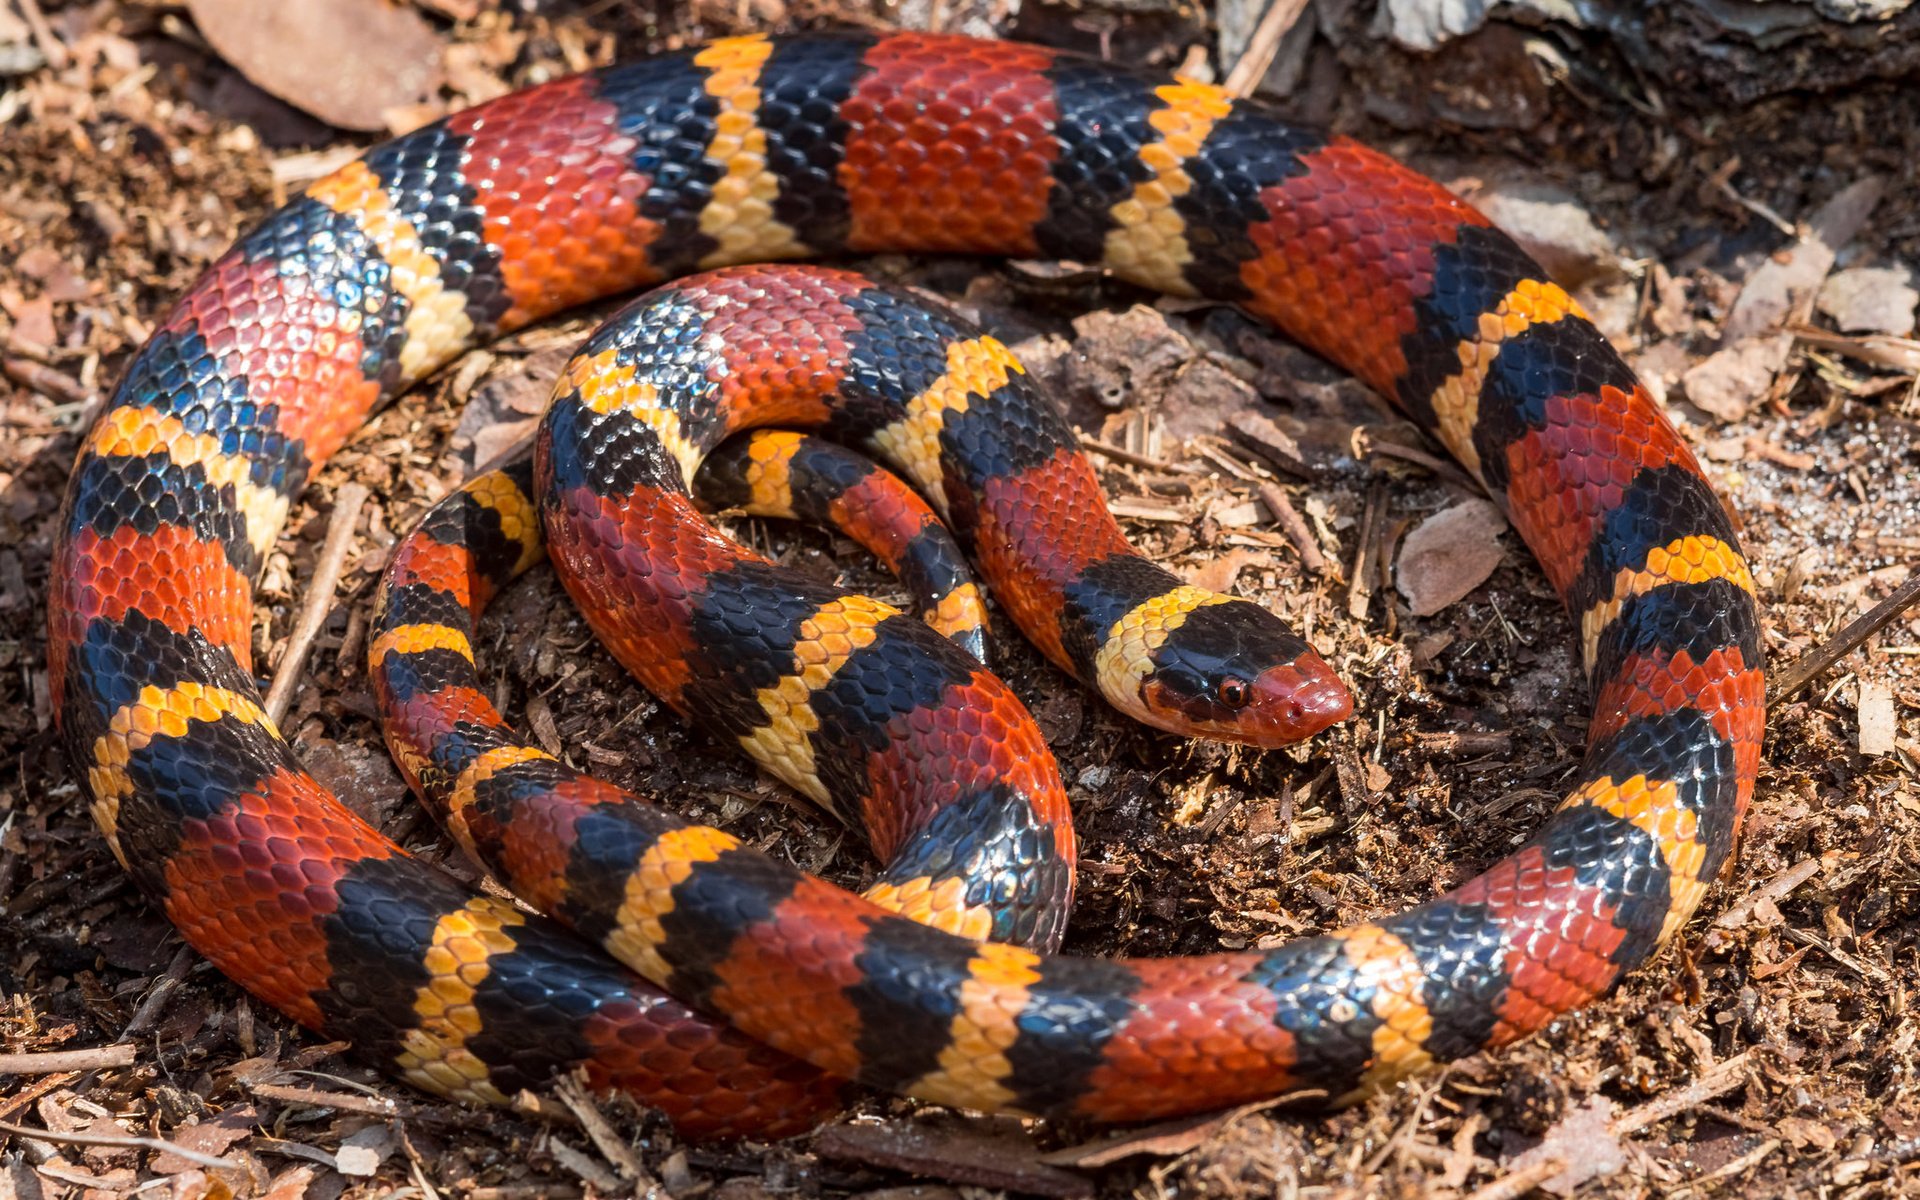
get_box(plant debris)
[4,2,1920,1197]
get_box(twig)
[3,356,94,409]
[252,1137,339,1167]
[1769,565,1920,702]
[1360,1077,1441,1174]
[1781,925,1889,982]
[546,1138,626,1195]
[1346,479,1384,620]
[1671,1138,1780,1197]
[1222,0,1313,98]
[1610,1050,1754,1136]
[2,330,56,363]
[265,483,370,725]
[1415,730,1512,758]
[1254,480,1329,576]
[0,1044,137,1075]
[552,1075,650,1187]
[1366,438,1482,494]
[1460,1158,1567,1200]
[245,1082,404,1119]
[1713,857,1821,929]
[1790,323,1920,373]
[1717,170,1797,238]
[0,1117,237,1171]
[1079,433,1200,475]
[118,945,196,1041]
[12,0,69,71]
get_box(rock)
[1376,0,1495,51]
[1396,499,1508,617]
[1817,0,1915,18]
[1469,178,1622,287]
[1817,265,1918,335]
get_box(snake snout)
[1252,655,1353,744]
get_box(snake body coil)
[51,31,1763,1138]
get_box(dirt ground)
[4,1,1920,1196]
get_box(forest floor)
[3,1,1919,1197]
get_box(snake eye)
[1218,677,1250,709]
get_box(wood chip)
[1859,681,1897,756]
[1226,410,1312,478]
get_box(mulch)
[3,1,1919,1196]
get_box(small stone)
[334,1145,381,1176]
[1471,178,1621,286]
[1376,0,1495,50]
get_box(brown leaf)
[152,1106,256,1174]
[187,0,445,131]
[1394,499,1507,617]
[1724,175,1885,342]
[1818,265,1918,336]
[1503,1095,1625,1195]
[1188,548,1258,594]
[1680,335,1791,423]
[261,1166,318,1200]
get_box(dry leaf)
[187,0,445,131]
[1503,1096,1625,1195]
[1190,548,1258,594]
[1680,335,1790,423]
[1818,265,1918,336]
[1395,499,1507,617]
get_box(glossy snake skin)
[50,30,1764,1138]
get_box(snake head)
[1116,596,1351,747]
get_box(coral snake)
[49,30,1764,1140]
